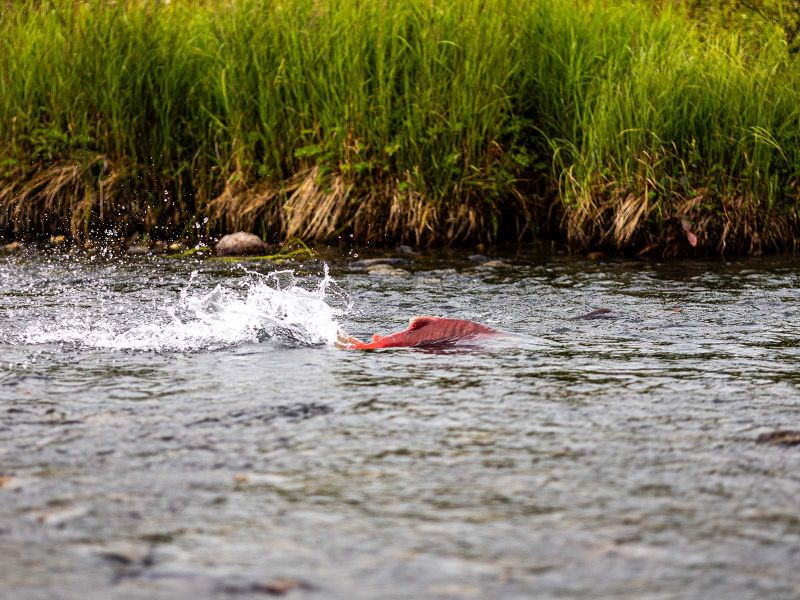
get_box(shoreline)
[2,0,799,256]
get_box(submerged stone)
[1,241,22,254]
[481,260,511,268]
[756,430,800,447]
[127,244,151,255]
[366,264,407,276]
[215,232,267,256]
[570,308,617,320]
[352,257,408,268]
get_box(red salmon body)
[341,316,496,350]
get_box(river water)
[1,249,799,599]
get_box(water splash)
[22,265,347,352]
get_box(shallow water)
[1,250,799,599]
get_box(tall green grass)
[1,0,799,253]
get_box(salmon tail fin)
[335,330,364,349]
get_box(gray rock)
[366,264,407,276]
[215,232,267,256]
[127,244,151,255]
[468,254,489,263]
[1,241,22,254]
[481,260,511,268]
[351,257,408,268]
[756,430,800,447]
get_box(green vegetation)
[1,0,799,254]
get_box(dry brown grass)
[0,160,105,240]
[206,167,522,246]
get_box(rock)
[1,241,22,254]
[93,541,153,566]
[31,505,90,526]
[587,251,607,261]
[127,244,151,255]
[0,474,22,490]
[396,245,418,255]
[215,232,267,256]
[366,264,407,276]
[351,257,408,268]
[219,577,312,596]
[481,260,510,268]
[50,235,66,246]
[468,254,489,263]
[756,430,800,447]
[168,242,185,252]
[570,308,617,321]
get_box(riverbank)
[1,0,799,255]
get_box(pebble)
[127,244,151,255]
[1,241,22,254]
[352,257,408,268]
[396,245,418,255]
[92,541,153,566]
[367,264,407,276]
[30,505,90,527]
[0,474,22,490]
[756,430,800,447]
[49,235,66,246]
[480,260,510,268]
[570,308,617,320]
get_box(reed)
[1,0,799,254]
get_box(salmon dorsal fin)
[372,334,383,342]
[408,315,437,331]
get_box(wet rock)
[351,257,408,268]
[481,260,510,268]
[127,244,151,255]
[1,241,22,254]
[168,242,185,252]
[30,505,90,527]
[396,244,418,255]
[367,264,407,276]
[468,254,489,263]
[756,430,800,447]
[49,235,66,246]
[93,541,154,567]
[0,474,22,490]
[219,577,312,596]
[215,232,267,256]
[587,251,607,261]
[570,308,617,320]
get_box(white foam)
[22,265,347,352]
